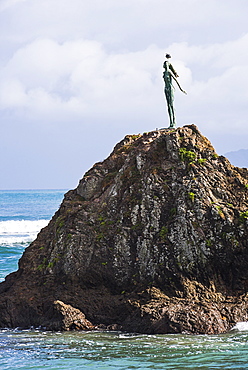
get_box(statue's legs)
[168,104,176,128]
[164,88,176,128]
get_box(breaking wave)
[231,322,248,331]
[0,219,49,245]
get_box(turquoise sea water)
[0,189,66,282]
[1,329,248,369]
[0,190,248,369]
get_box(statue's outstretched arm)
[171,73,187,94]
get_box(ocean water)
[1,190,248,370]
[0,190,66,282]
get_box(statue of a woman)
[163,54,186,128]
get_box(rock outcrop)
[49,300,95,331]
[1,124,248,334]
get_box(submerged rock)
[0,124,248,334]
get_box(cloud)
[0,0,27,12]
[1,32,248,136]
[166,35,248,131]
[0,39,165,124]
[1,0,248,188]
[1,0,248,50]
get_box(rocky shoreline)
[0,125,248,334]
[49,286,248,334]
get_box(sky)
[1,0,248,189]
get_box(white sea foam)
[230,322,248,331]
[0,220,49,245]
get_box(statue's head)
[165,53,171,59]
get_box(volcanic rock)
[1,124,248,334]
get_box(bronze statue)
[163,54,186,128]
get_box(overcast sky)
[1,0,248,189]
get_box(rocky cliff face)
[1,125,248,334]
